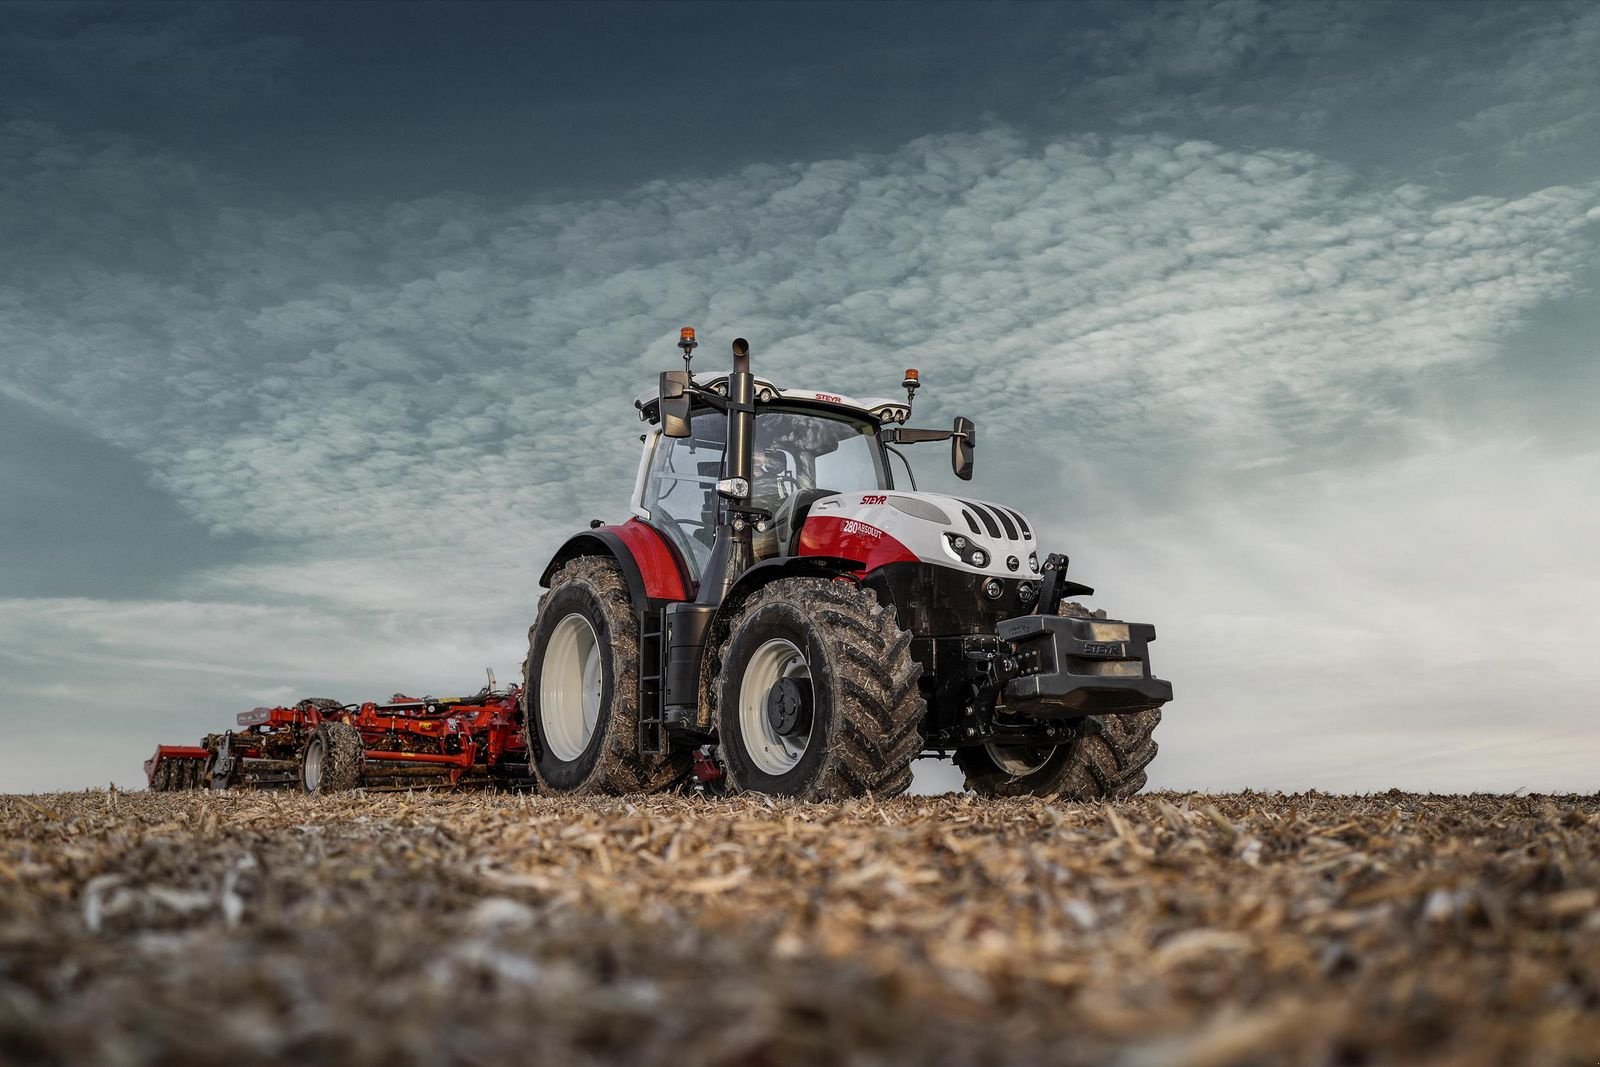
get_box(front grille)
[960,499,1003,539]
[959,499,1034,542]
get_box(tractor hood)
[796,490,1042,581]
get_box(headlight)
[944,532,992,569]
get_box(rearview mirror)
[659,370,693,438]
[952,416,975,480]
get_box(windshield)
[642,405,889,575]
[750,407,889,511]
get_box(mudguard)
[539,518,694,610]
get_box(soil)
[1,789,1596,1066]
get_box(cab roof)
[635,372,910,427]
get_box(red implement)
[143,684,532,793]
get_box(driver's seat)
[772,489,837,557]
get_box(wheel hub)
[540,612,603,762]
[304,739,324,791]
[738,637,813,775]
[764,676,813,738]
[985,741,1056,778]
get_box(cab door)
[637,412,725,578]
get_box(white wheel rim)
[304,739,324,791]
[540,612,603,762]
[738,637,812,775]
[985,742,1055,778]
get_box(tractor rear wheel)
[714,578,923,800]
[524,556,690,794]
[301,723,364,793]
[956,709,1161,801]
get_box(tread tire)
[954,708,1161,800]
[714,578,923,800]
[523,556,690,795]
[301,722,364,793]
[955,602,1163,801]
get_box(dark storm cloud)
[0,394,257,598]
[1051,0,1600,196]
[0,4,300,120]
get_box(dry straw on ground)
[1,789,1597,1065]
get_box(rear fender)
[539,518,694,612]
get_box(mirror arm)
[687,386,729,413]
[887,427,954,445]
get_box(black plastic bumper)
[996,613,1173,717]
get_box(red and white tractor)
[523,329,1172,800]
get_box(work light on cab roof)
[524,327,1173,802]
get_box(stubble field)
[1,789,1597,1066]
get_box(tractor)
[522,330,1172,800]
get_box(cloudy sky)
[3,1,1597,794]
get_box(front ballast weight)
[986,614,1171,717]
[525,326,1175,801]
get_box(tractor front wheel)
[301,723,364,793]
[714,578,923,800]
[524,557,690,794]
[955,707,1161,800]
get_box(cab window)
[641,412,724,574]
[750,408,889,511]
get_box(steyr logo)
[814,392,843,403]
[1082,642,1126,657]
[860,494,887,505]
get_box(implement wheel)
[714,578,923,800]
[301,723,364,793]
[523,556,690,795]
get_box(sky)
[2,0,1598,795]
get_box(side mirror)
[659,370,693,438]
[952,416,975,480]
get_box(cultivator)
[144,680,532,793]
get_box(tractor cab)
[634,396,891,572]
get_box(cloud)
[2,112,1598,792]
[1452,3,1600,158]
[1072,435,1600,793]
[1050,1,1600,196]
[0,5,301,118]
[5,124,1596,534]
